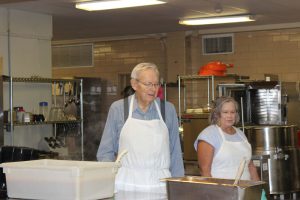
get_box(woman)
[194,96,260,181]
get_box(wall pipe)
[7,9,14,145]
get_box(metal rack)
[178,74,249,168]
[177,74,249,123]
[0,75,84,160]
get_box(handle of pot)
[233,157,246,186]
[113,150,128,174]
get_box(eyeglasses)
[135,79,161,89]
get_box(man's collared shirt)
[97,95,184,177]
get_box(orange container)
[198,61,233,76]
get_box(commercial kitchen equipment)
[179,75,300,197]
[217,81,300,127]
[56,77,111,161]
[244,125,300,195]
[218,80,300,196]
[0,76,84,160]
[177,74,248,166]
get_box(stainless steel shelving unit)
[0,75,84,160]
[177,74,249,124]
[178,74,249,169]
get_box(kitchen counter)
[3,190,300,200]
[2,190,167,200]
[109,190,167,200]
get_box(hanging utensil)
[74,82,80,105]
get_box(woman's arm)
[197,141,214,177]
[248,160,260,181]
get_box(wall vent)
[52,44,93,68]
[202,33,234,55]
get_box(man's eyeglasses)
[135,79,161,89]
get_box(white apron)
[115,95,171,193]
[211,126,251,180]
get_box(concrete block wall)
[165,31,186,83]
[182,28,300,111]
[53,37,167,120]
[53,27,300,114]
[53,37,166,98]
[196,28,300,81]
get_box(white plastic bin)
[0,159,117,200]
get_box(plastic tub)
[0,159,117,200]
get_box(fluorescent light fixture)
[179,15,255,26]
[76,0,166,11]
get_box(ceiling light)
[76,0,166,11]
[179,15,255,26]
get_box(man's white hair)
[131,63,159,79]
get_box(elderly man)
[97,62,184,193]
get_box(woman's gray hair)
[131,63,159,80]
[209,96,240,125]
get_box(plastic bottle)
[16,107,25,123]
[39,102,49,121]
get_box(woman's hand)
[248,161,260,181]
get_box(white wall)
[0,8,53,148]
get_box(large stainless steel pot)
[245,125,298,150]
[244,125,300,194]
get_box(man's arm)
[96,103,120,161]
[167,102,185,177]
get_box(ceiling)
[1,0,300,41]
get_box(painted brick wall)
[195,28,300,81]
[182,28,300,111]
[53,38,166,92]
[53,27,300,113]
